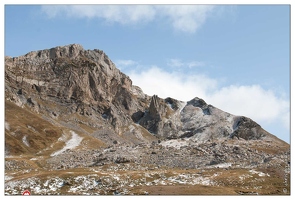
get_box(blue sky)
[4,4,291,143]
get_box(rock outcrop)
[5,44,281,144]
[5,44,153,146]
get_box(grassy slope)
[5,101,63,156]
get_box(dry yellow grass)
[5,101,63,156]
[137,184,238,195]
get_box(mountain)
[5,44,290,195]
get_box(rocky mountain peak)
[5,44,286,144]
[46,43,84,59]
[187,97,212,115]
[11,44,85,61]
[149,95,162,118]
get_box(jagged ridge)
[5,44,279,143]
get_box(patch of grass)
[76,133,106,150]
[137,185,237,195]
[78,122,96,134]
[5,101,63,156]
[211,167,290,195]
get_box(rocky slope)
[5,44,290,195]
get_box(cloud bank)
[41,5,216,33]
[119,63,289,132]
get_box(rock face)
[5,44,152,145]
[5,44,281,145]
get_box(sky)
[3,3,291,143]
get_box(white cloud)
[187,61,205,68]
[167,59,184,67]
[114,59,138,70]
[41,5,156,24]
[158,5,215,33]
[40,5,217,33]
[206,85,289,125]
[128,66,217,102]
[167,59,205,68]
[127,66,290,132]
[115,59,137,66]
